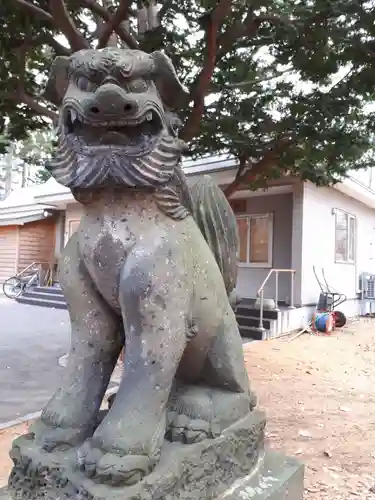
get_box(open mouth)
[63,108,163,149]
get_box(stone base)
[7,411,303,500]
[218,451,304,500]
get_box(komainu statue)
[8,48,303,500]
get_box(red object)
[311,311,335,335]
[324,312,334,333]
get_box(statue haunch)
[28,48,254,487]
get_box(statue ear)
[150,51,190,110]
[43,56,70,107]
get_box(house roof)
[1,153,375,220]
[0,183,60,226]
[0,211,56,226]
[0,185,39,209]
[0,155,237,221]
[32,155,239,207]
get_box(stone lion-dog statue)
[10,48,256,488]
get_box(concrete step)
[22,290,66,302]
[33,286,64,296]
[239,325,270,340]
[15,284,67,310]
[236,305,280,320]
[236,314,273,330]
[16,296,67,310]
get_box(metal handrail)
[257,268,296,330]
[16,262,53,287]
[16,262,50,277]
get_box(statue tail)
[190,175,239,297]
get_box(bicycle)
[3,268,41,299]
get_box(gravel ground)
[1,318,375,498]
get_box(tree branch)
[217,10,294,61]
[216,7,258,61]
[235,154,248,179]
[4,31,59,123]
[48,0,89,51]
[97,0,133,48]
[224,138,293,198]
[225,67,293,89]
[39,34,71,56]
[158,0,173,22]
[14,0,53,23]
[180,0,233,142]
[224,156,274,198]
[179,5,263,139]
[1,89,58,122]
[83,0,139,49]
[180,7,295,143]
[20,92,58,122]
[14,40,29,92]
[255,13,295,25]
[176,9,257,105]
[15,0,89,52]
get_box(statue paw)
[77,439,159,486]
[30,419,91,452]
[166,413,221,444]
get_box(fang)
[70,109,78,123]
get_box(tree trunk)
[21,163,28,188]
[4,150,14,197]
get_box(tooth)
[70,109,78,123]
[146,113,152,122]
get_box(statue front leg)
[167,295,253,444]
[32,235,122,451]
[78,261,188,486]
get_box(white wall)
[300,182,375,313]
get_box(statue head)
[45,48,189,189]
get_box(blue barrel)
[315,312,333,333]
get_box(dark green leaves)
[0,0,374,190]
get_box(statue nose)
[86,84,138,119]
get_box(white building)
[2,155,375,336]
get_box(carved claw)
[166,414,221,444]
[77,439,158,486]
[30,419,90,452]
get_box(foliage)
[17,129,55,183]
[0,129,54,197]
[0,0,375,195]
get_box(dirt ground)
[0,422,29,487]
[244,318,375,499]
[1,319,375,498]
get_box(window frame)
[236,213,274,268]
[334,209,356,264]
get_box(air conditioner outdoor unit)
[358,273,375,299]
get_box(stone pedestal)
[7,411,303,500]
[218,452,303,500]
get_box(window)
[236,214,273,267]
[335,210,356,263]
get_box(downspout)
[15,226,20,275]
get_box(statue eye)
[76,76,97,92]
[127,78,148,93]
